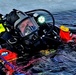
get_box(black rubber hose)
[25,9,55,27]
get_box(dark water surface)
[53,9,76,25]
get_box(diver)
[4,9,41,56]
[0,9,62,57]
[0,9,64,75]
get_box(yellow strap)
[40,49,56,56]
[0,23,6,33]
[0,58,17,63]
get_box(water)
[0,0,76,15]
[53,10,76,25]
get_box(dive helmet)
[6,9,28,28]
[6,9,39,37]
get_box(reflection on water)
[53,9,76,25]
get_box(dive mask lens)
[18,18,39,37]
